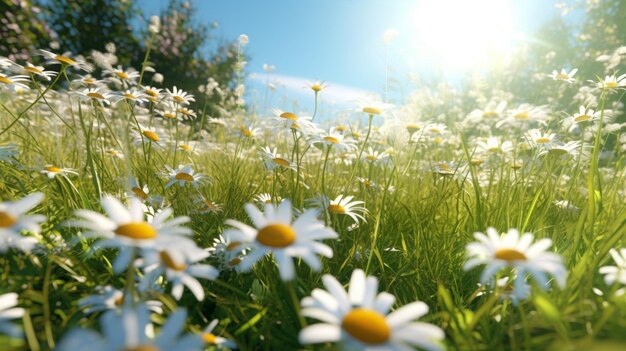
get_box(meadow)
[1,17,626,351]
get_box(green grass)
[1,63,626,351]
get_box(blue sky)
[139,0,563,114]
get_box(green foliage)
[43,0,142,65]
[0,0,55,61]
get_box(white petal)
[386,301,429,328]
[298,324,341,344]
[348,269,366,305]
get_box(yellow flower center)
[226,241,241,251]
[163,112,176,119]
[24,66,43,74]
[0,76,13,84]
[131,187,148,200]
[87,92,105,100]
[145,89,158,97]
[328,204,346,214]
[115,71,130,80]
[574,115,591,122]
[494,248,527,262]
[44,166,62,173]
[256,223,296,248]
[335,125,346,132]
[175,172,194,182]
[606,81,618,88]
[179,144,192,152]
[433,137,443,144]
[514,112,529,120]
[173,95,185,102]
[84,78,95,84]
[536,137,551,143]
[341,308,391,345]
[202,200,219,211]
[142,131,159,142]
[0,212,17,228]
[272,158,291,167]
[406,123,420,133]
[324,136,340,144]
[228,257,242,266]
[114,294,123,306]
[160,251,187,271]
[54,55,77,65]
[556,73,570,80]
[362,107,381,115]
[429,128,441,134]
[115,222,157,240]
[438,163,451,171]
[511,163,522,170]
[482,111,498,118]
[202,332,217,344]
[123,93,136,99]
[311,84,322,92]
[280,112,298,120]
[179,109,193,116]
[366,155,378,161]
[470,159,483,165]
[362,180,372,187]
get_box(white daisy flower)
[223,200,338,281]
[548,68,578,83]
[78,285,163,315]
[497,104,550,128]
[41,165,79,179]
[73,88,114,105]
[164,165,206,189]
[525,130,557,148]
[56,305,202,351]
[21,62,57,81]
[0,73,30,92]
[599,248,626,286]
[134,125,168,147]
[69,196,195,273]
[270,109,316,135]
[103,65,140,86]
[200,319,237,349]
[309,129,358,154]
[466,101,508,123]
[38,49,93,72]
[356,98,394,118]
[142,243,218,301]
[0,192,45,253]
[308,194,368,224]
[167,86,195,105]
[299,269,445,351]
[563,106,601,128]
[464,228,567,296]
[259,146,295,171]
[596,74,626,91]
[206,234,247,272]
[476,137,513,155]
[362,147,390,163]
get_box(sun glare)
[412,0,516,71]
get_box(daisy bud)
[149,15,161,34]
[238,34,249,46]
[152,73,164,83]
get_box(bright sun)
[411,0,516,71]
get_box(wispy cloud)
[249,73,378,105]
